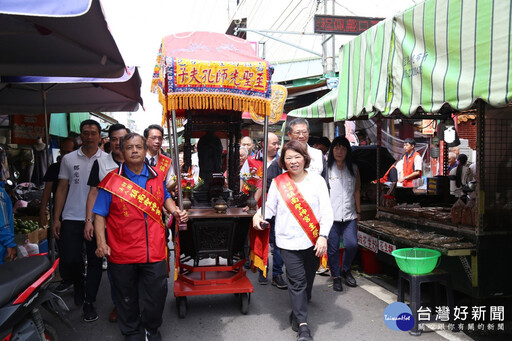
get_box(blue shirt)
[93,164,171,218]
[0,181,16,264]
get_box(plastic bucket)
[359,247,382,274]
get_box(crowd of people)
[2,116,453,341]
[0,117,366,341]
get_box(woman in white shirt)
[253,140,333,341]
[326,136,361,292]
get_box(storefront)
[332,0,512,298]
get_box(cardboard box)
[15,230,39,245]
[38,227,48,242]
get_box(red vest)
[103,166,166,264]
[402,151,422,187]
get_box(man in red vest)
[398,138,423,188]
[93,133,187,341]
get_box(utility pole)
[322,0,336,77]
[323,0,336,139]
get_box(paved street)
[43,254,474,341]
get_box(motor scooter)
[0,255,70,341]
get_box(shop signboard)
[11,114,47,145]
[314,15,383,35]
[378,240,396,255]
[358,230,378,253]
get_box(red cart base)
[173,259,254,317]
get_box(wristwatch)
[319,235,328,239]
[85,218,93,222]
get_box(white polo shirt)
[59,147,107,221]
[306,144,324,176]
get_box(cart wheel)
[239,293,249,315]
[176,297,187,318]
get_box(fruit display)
[14,218,39,235]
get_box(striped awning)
[288,89,337,119]
[335,0,512,121]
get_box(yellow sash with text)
[98,172,164,228]
[275,172,320,245]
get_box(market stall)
[333,0,512,298]
[151,31,272,316]
[0,68,143,259]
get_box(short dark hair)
[279,140,311,170]
[287,118,310,134]
[108,123,130,138]
[80,119,101,134]
[318,136,331,148]
[404,138,416,146]
[143,124,164,138]
[61,137,77,150]
[120,133,147,151]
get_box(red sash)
[98,172,164,228]
[274,172,320,245]
[156,154,172,177]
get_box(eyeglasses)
[148,136,163,142]
[291,130,309,137]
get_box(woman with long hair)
[253,140,333,341]
[326,136,361,292]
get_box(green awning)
[335,0,512,121]
[288,89,337,119]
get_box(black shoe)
[54,280,73,293]
[74,281,84,306]
[83,302,98,322]
[243,260,251,269]
[341,270,357,287]
[333,277,343,292]
[289,312,299,332]
[271,275,288,289]
[258,271,268,285]
[297,324,313,341]
[146,329,162,341]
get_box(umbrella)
[0,0,126,78]
[0,67,142,114]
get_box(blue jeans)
[327,220,358,277]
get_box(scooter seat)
[0,256,50,307]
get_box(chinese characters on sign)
[173,58,269,92]
[357,231,378,253]
[416,305,506,332]
[403,52,428,78]
[378,240,396,255]
[314,15,383,35]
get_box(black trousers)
[109,260,168,341]
[59,220,103,303]
[280,247,319,324]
